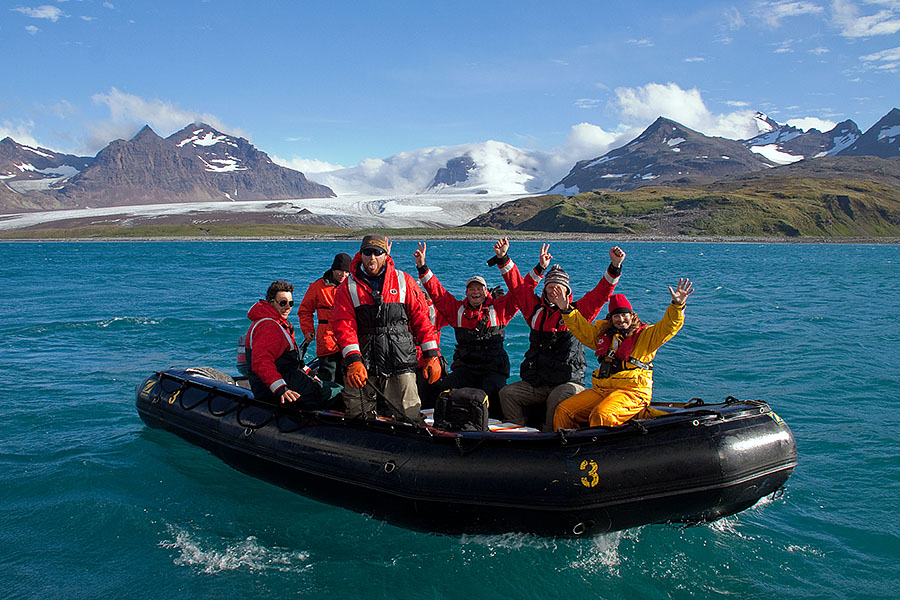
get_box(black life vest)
[451,304,510,376]
[520,304,586,387]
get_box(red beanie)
[608,294,633,315]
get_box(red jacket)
[245,300,297,395]
[332,253,440,375]
[496,255,620,333]
[418,267,519,330]
[297,274,340,356]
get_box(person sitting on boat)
[297,252,352,385]
[493,239,625,430]
[332,234,443,422]
[245,280,328,408]
[413,241,519,416]
[549,280,693,430]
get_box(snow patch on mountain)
[750,144,804,164]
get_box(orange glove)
[422,356,442,385]
[346,361,368,389]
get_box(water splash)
[159,523,311,574]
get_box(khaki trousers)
[499,380,584,430]
[342,371,421,421]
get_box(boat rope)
[454,435,486,456]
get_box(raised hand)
[545,283,570,310]
[494,237,509,258]
[539,243,552,269]
[669,278,694,305]
[610,246,626,267]
[414,241,427,267]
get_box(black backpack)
[434,388,489,432]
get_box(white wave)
[159,523,311,574]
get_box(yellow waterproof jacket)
[561,302,685,396]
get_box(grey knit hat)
[543,264,571,296]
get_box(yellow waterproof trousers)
[552,387,650,430]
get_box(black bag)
[434,387,489,432]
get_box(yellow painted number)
[167,389,181,404]
[580,459,599,488]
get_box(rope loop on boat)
[572,522,586,536]
[454,436,486,456]
[685,397,705,407]
[383,461,397,474]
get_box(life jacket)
[238,317,322,405]
[520,304,586,386]
[345,271,419,377]
[452,304,510,376]
[595,325,652,376]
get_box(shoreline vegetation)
[1,225,897,244]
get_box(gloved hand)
[422,356,442,384]
[346,361,368,389]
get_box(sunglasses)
[361,248,386,257]
[275,299,294,307]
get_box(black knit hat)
[543,264,571,296]
[331,252,352,272]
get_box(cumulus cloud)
[787,116,838,131]
[88,87,243,151]
[833,0,900,36]
[271,155,346,174]
[25,24,38,34]
[0,119,40,147]
[12,5,65,22]
[613,82,761,139]
[757,1,825,27]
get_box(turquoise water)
[1,240,898,599]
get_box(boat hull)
[136,368,797,536]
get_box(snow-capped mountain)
[0,137,93,190]
[52,123,334,208]
[310,140,553,196]
[838,108,900,158]
[546,117,774,195]
[743,113,861,164]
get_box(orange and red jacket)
[297,272,340,356]
[332,253,441,377]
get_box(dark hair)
[603,311,642,337]
[265,280,294,302]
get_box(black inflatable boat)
[136,367,797,537]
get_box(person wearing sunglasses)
[244,280,326,408]
[297,252,352,385]
[332,234,443,422]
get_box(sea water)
[1,240,897,600]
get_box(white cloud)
[757,1,825,27]
[833,0,900,36]
[271,155,346,174]
[25,24,38,34]
[860,44,900,70]
[626,38,654,47]
[0,119,40,147]
[88,87,243,151]
[684,57,706,62]
[787,116,838,131]
[613,82,761,139]
[723,6,746,30]
[574,98,602,109]
[12,5,65,22]
[810,46,831,54]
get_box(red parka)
[332,253,440,377]
[297,273,340,356]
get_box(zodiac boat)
[135,367,797,537]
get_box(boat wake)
[159,522,311,574]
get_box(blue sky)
[3,0,899,172]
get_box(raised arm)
[574,246,625,320]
